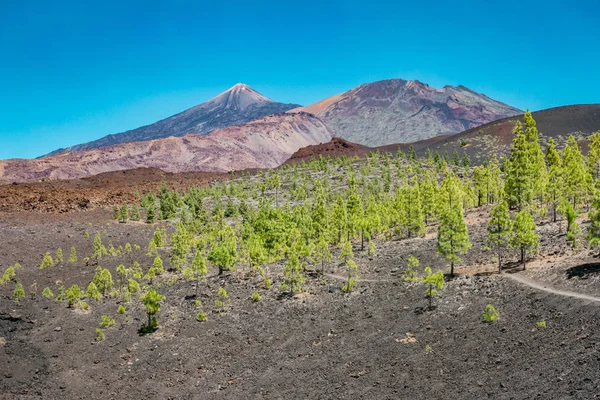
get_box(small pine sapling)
[214,287,229,311]
[40,252,54,270]
[280,254,304,294]
[340,240,353,263]
[119,203,128,223]
[196,312,207,322]
[65,284,81,308]
[140,287,165,332]
[56,248,63,264]
[423,267,444,309]
[42,287,54,299]
[29,282,37,300]
[251,291,262,302]
[0,266,16,285]
[68,246,77,263]
[13,281,25,301]
[95,328,104,341]
[483,304,499,322]
[403,256,419,283]
[367,240,376,256]
[85,282,102,301]
[342,259,358,293]
[100,315,115,329]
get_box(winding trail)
[324,273,398,283]
[504,273,600,303]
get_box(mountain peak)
[208,83,272,110]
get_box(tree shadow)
[566,263,600,280]
[502,261,526,274]
[138,318,158,336]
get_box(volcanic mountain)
[1,112,333,182]
[47,84,300,155]
[289,79,522,146]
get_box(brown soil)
[285,138,371,164]
[0,168,230,213]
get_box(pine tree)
[342,259,358,293]
[119,203,128,223]
[332,196,347,244]
[340,240,353,263]
[141,288,165,332]
[13,281,25,301]
[170,223,192,268]
[92,267,113,295]
[190,249,208,296]
[146,207,155,224]
[130,205,141,221]
[487,154,503,204]
[269,170,282,207]
[207,233,237,275]
[587,132,600,182]
[68,246,77,263]
[523,110,548,202]
[510,209,539,269]
[545,139,563,222]
[419,170,438,224]
[42,287,54,300]
[587,196,600,254]
[486,200,512,273]
[314,233,332,274]
[423,267,444,309]
[280,253,304,294]
[437,205,471,277]
[153,255,164,275]
[402,177,425,238]
[403,255,419,283]
[473,165,489,207]
[40,252,54,270]
[56,248,63,264]
[563,202,580,247]
[65,284,81,308]
[504,121,533,209]
[92,232,108,259]
[562,135,588,209]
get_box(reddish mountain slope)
[285,138,370,164]
[0,112,334,183]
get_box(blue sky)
[1,0,598,159]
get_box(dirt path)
[505,272,600,303]
[324,273,398,283]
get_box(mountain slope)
[289,79,522,146]
[47,84,300,155]
[403,104,600,161]
[1,112,333,182]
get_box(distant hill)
[405,104,600,162]
[46,84,300,156]
[289,78,522,146]
[1,112,333,182]
[285,138,371,164]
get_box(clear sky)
[1,0,598,159]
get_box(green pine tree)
[486,200,512,273]
[510,209,539,269]
[437,205,471,277]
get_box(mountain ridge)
[289,78,522,146]
[45,84,300,156]
[2,112,333,182]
